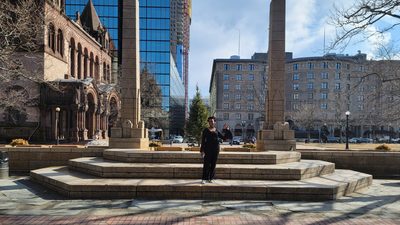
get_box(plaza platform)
[30,149,372,201]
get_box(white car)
[172,135,184,143]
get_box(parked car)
[232,136,242,145]
[326,136,341,143]
[172,135,184,143]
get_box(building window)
[358,95,364,101]
[321,93,328,99]
[57,29,64,56]
[335,83,341,90]
[307,93,313,99]
[224,84,229,90]
[308,62,314,69]
[235,94,241,100]
[236,74,242,81]
[336,62,342,70]
[358,104,364,110]
[248,103,254,110]
[48,23,56,52]
[235,84,241,90]
[223,103,229,109]
[293,93,299,100]
[223,113,229,120]
[307,72,314,79]
[223,74,229,80]
[235,103,241,109]
[248,113,254,120]
[247,93,254,100]
[224,64,230,70]
[248,74,254,80]
[335,72,341,80]
[236,113,241,120]
[321,82,328,89]
[347,73,351,81]
[347,84,351,90]
[322,62,329,69]
[321,72,328,79]
[293,83,299,90]
[346,64,350,70]
[236,64,242,71]
[293,103,299,110]
[307,82,314,90]
[223,93,229,100]
[247,84,252,90]
[293,63,298,71]
[321,103,328,109]
[249,64,255,71]
[293,74,299,80]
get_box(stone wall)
[298,150,400,179]
[2,146,106,175]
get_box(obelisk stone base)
[256,122,296,151]
[109,120,149,149]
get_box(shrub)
[242,143,256,149]
[375,144,391,151]
[10,138,29,146]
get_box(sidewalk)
[0,177,399,224]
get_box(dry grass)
[297,143,400,151]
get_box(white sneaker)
[201,180,206,184]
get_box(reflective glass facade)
[65,0,186,135]
[140,0,185,135]
[65,0,119,49]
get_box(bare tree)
[140,69,169,130]
[0,0,48,112]
[329,0,400,50]
[329,0,400,51]
[291,103,323,141]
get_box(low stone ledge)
[298,149,400,178]
[2,146,105,174]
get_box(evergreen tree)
[186,86,208,146]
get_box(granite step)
[103,149,301,164]
[30,166,372,201]
[69,157,335,180]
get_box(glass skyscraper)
[65,0,119,50]
[139,0,185,136]
[65,0,188,136]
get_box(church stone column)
[256,0,296,151]
[109,0,148,149]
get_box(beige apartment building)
[210,51,400,140]
[210,54,269,141]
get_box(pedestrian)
[200,116,227,184]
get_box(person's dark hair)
[207,116,216,121]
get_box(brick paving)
[0,215,399,225]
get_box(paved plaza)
[0,176,399,224]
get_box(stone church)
[0,0,120,143]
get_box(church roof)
[80,0,102,34]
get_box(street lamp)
[55,107,60,145]
[345,111,350,150]
[241,121,246,143]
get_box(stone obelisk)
[256,0,296,151]
[109,0,149,149]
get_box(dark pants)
[202,151,219,181]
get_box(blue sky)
[188,0,397,98]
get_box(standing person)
[222,124,233,145]
[200,116,227,184]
